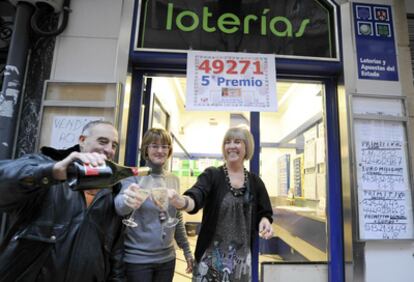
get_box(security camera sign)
[186,51,277,112]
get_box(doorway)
[126,74,343,282]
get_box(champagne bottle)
[67,160,151,190]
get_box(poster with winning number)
[186,51,277,111]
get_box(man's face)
[79,124,119,160]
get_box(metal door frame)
[125,70,344,282]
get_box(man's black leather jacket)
[0,145,125,282]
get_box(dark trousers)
[126,259,176,282]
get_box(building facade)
[1,0,414,281]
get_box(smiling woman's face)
[223,138,246,164]
[146,141,170,166]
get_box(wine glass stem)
[164,210,170,221]
[127,209,137,221]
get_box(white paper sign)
[304,140,316,169]
[51,116,104,149]
[304,172,317,200]
[355,120,414,240]
[186,51,277,111]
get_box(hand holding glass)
[151,178,179,228]
[122,177,151,227]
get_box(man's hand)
[123,183,150,210]
[52,151,107,181]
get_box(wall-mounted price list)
[354,120,413,240]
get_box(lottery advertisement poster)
[186,51,277,112]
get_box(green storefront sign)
[135,0,338,59]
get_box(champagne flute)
[122,176,151,227]
[151,177,179,228]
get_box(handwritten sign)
[51,116,104,149]
[186,50,277,112]
[355,120,413,239]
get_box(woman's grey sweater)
[114,163,192,264]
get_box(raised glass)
[151,177,179,228]
[122,176,151,227]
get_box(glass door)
[140,75,252,282]
[127,74,342,282]
[259,81,328,265]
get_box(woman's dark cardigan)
[184,166,273,262]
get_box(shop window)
[259,81,328,263]
[141,76,328,279]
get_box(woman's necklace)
[223,164,248,197]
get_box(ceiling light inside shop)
[209,118,218,126]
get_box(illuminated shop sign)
[135,0,338,59]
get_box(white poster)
[186,51,277,111]
[354,120,414,240]
[304,172,317,200]
[304,139,316,169]
[51,116,104,149]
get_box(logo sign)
[135,0,338,59]
[353,3,398,81]
[186,51,277,112]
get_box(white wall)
[151,77,183,136]
[51,0,133,82]
[260,83,322,143]
[365,241,414,282]
[179,111,229,155]
[151,77,228,156]
[405,0,414,13]
[50,0,135,161]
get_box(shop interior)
[141,76,328,281]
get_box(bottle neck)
[145,160,165,175]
